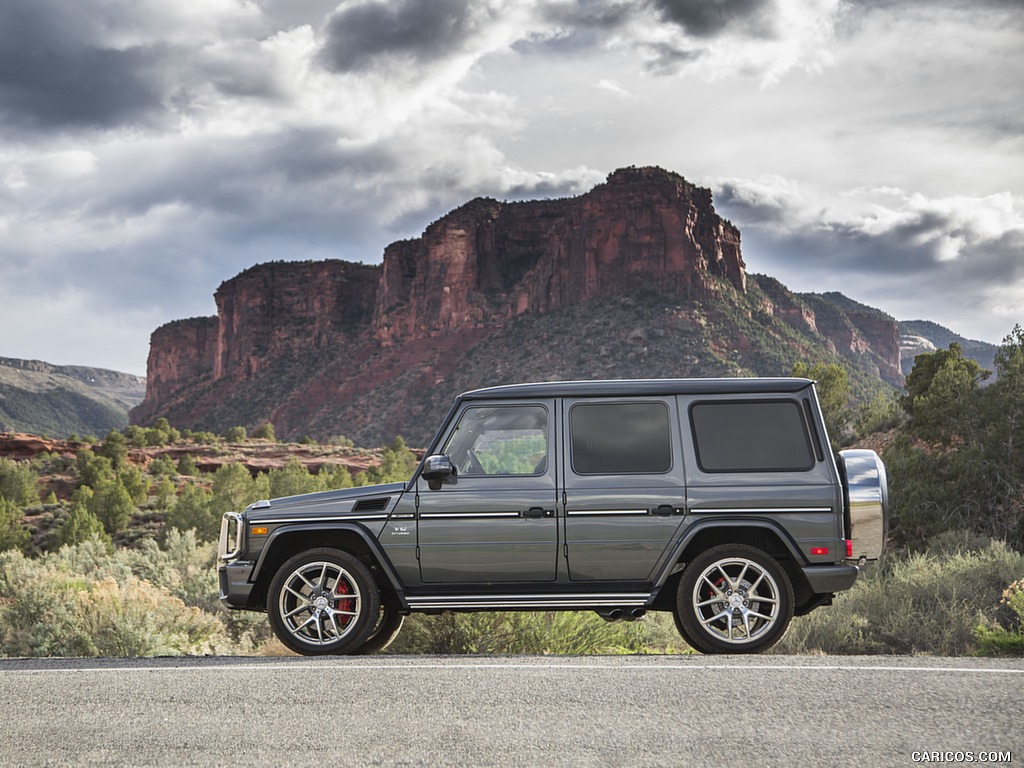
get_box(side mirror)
[421,454,456,491]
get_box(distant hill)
[897,320,999,376]
[0,357,146,438]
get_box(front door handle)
[650,505,684,516]
[523,507,554,518]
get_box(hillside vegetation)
[0,357,145,438]
[1,328,1023,656]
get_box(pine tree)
[0,498,30,553]
[89,478,135,534]
[55,498,111,549]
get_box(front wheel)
[675,544,794,654]
[355,596,405,655]
[268,548,381,656]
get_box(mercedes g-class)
[218,378,887,654]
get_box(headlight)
[218,512,243,560]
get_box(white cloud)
[595,78,631,97]
[716,175,1024,342]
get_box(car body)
[218,378,888,654]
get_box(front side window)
[570,401,672,475]
[691,400,815,473]
[442,405,548,476]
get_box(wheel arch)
[249,524,407,611]
[650,519,814,612]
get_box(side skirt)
[405,592,653,611]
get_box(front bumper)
[218,560,256,609]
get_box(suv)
[218,378,887,655]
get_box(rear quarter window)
[690,400,815,473]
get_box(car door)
[416,400,559,584]
[561,397,688,581]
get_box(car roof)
[459,377,815,401]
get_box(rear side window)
[570,402,672,475]
[690,400,814,473]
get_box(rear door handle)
[523,507,554,518]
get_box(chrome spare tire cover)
[839,449,888,561]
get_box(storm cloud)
[0,3,169,131]
[318,0,482,72]
[0,0,1021,373]
[650,0,776,38]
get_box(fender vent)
[354,497,391,513]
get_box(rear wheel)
[268,548,381,656]
[675,544,793,654]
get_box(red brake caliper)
[335,578,354,627]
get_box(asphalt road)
[1,655,1022,767]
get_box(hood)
[245,482,407,517]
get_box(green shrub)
[118,465,150,505]
[318,463,354,491]
[97,429,129,470]
[223,426,247,442]
[0,533,272,657]
[88,478,135,534]
[974,578,1024,656]
[152,478,177,510]
[0,543,229,657]
[387,610,686,655]
[775,537,1024,655]
[361,437,418,485]
[164,484,218,542]
[210,463,267,516]
[75,448,113,488]
[176,454,198,476]
[0,458,40,507]
[251,422,276,441]
[268,457,319,499]
[54,500,111,550]
[853,391,903,437]
[148,455,177,477]
[0,498,31,554]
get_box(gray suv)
[218,378,887,655]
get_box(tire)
[268,548,381,656]
[355,596,405,655]
[675,544,794,654]
[671,610,700,651]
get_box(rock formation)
[371,167,744,344]
[132,166,904,445]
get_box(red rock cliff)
[139,317,217,416]
[213,260,380,380]
[132,166,903,442]
[372,167,745,343]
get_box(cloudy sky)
[1,0,1021,376]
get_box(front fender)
[253,522,409,609]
